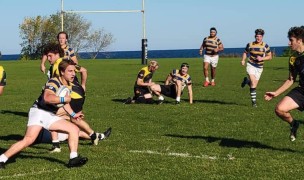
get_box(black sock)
[90,132,96,140]
[52,142,60,148]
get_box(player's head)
[255,29,264,43]
[255,29,265,36]
[180,63,189,74]
[57,31,69,46]
[58,59,76,82]
[288,26,304,51]
[210,27,217,36]
[43,43,64,64]
[148,60,159,72]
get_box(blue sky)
[0,0,303,54]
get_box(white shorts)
[27,107,63,130]
[204,55,219,67]
[246,62,263,80]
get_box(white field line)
[129,150,235,160]
[0,168,63,179]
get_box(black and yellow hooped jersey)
[34,77,72,113]
[245,42,271,68]
[0,66,7,86]
[203,36,222,56]
[289,52,304,87]
[62,45,76,60]
[170,69,191,91]
[134,66,153,87]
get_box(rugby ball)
[56,85,71,107]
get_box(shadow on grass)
[0,148,66,166]
[1,110,28,117]
[165,134,297,153]
[0,134,23,141]
[193,99,239,105]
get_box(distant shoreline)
[0,46,288,61]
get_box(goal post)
[60,0,148,65]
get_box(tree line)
[19,12,115,60]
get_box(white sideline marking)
[0,168,63,179]
[130,150,235,160]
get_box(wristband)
[60,97,65,103]
[70,112,76,118]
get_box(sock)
[158,95,164,101]
[99,134,105,140]
[90,132,96,140]
[70,152,78,159]
[52,140,60,148]
[250,88,256,104]
[205,77,209,82]
[290,119,296,127]
[211,79,215,82]
[176,97,181,102]
[0,154,8,163]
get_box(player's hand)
[73,112,84,121]
[256,56,263,62]
[264,92,275,101]
[241,60,245,66]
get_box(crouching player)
[0,60,87,169]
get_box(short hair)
[255,29,265,36]
[43,43,64,57]
[148,60,159,68]
[58,59,76,77]
[288,26,304,41]
[180,63,189,69]
[57,31,69,40]
[210,27,217,32]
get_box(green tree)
[281,46,294,57]
[19,12,114,60]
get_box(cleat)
[252,102,257,108]
[175,101,180,105]
[123,97,133,104]
[92,133,99,145]
[241,77,248,88]
[211,82,216,86]
[157,100,164,105]
[290,120,300,142]
[67,155,88,168]
[49,146,61,153]
[0,162,5,169]
[203,81,210,87]
[99,127,112,141]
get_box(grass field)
[1,57,304,179]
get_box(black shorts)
[286,87,304,111]
[160,84,177,99]
[134,86,150,98]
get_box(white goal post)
[60,0,148,64]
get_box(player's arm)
[76,65,87,91]
[43,89,71,105]
[40,55,47,74]
[265,72,295,100]
[199,40,205,55]
[187,82,193,104]
[165,73,173,85]
[217,43,224,52]
[70,55,78,65]
[241,52,247,66]
[0,86,4,96]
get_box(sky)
[0,0,304,54]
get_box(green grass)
[0,57,304,179]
